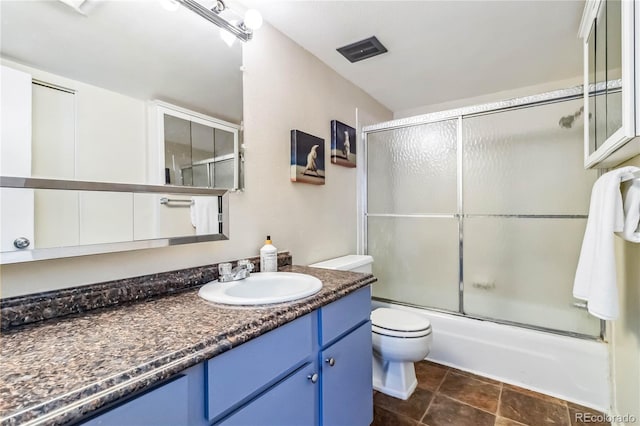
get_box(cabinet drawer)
[216,363,318,426]
[206,313,314,422]
[82,375,188,426]
[320,286,370,346]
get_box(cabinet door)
[321,321,372,426]
[217,363,318,426]
[82,375,189,426]
[206,313,314,422]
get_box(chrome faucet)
[218,259,254,282]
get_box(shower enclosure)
[362,87,604,338]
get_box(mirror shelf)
[0,176,228,196]
[0,177,229,265]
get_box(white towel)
[190,196,218,235]
[621,180,640,243]
[573,166,640,320]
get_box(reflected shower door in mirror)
[152,102,240,190]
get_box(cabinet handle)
[325,357,336,367]
[13,237,30,249]
[307,373,319,383]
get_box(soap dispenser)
[260,235,278,272]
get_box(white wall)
[0,24,391,297]
[610,155,640,425]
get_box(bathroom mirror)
[0,0,242,261]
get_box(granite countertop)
[0,266,375,426]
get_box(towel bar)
[621,169,640,183]
[160,197,193,206]
[572,301,588,310]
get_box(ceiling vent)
[337,36,388,63]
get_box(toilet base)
[372,354,418,400]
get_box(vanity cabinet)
[82,375,190,426]
[217,363,319,426]
[80,286,372,426]
[580,0,640,168]
[321,322,373,426]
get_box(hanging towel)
[573,166,640,320]
[621,180,640,243]
[190,196,218,235]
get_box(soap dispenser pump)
[260,235,278,272]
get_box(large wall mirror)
[0,0,243,262]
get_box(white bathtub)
[372,300,610,412]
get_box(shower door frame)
[360,83,612,341]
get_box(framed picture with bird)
[290,130,326,185]
[330,120,356,168]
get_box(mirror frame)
[0,176,229,264]
[580,0,639,168]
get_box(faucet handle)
[238,259,254,272]
[218,262,233,282]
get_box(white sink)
[198,272,322,305]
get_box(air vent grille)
[337,36,388,63]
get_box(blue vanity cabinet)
[78,286,372,426]
[216,362,319,426]
[82,375,190,426]
[206,313,315,422]
[320,286,372,346]
[321,321,373,426]
[319,286,373,426]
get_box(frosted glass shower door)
[367,120,459,311]
[462,99,600,336]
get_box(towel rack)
[621,170,640,183]
[160,197,193,206]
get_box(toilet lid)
[372,324,431,338]
[371,308,431,333]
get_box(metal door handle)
[325,357,336,367]
[307,373,319,383]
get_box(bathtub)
[372,300,610,411]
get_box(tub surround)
[1,253,293,330]
[0,263,376,425]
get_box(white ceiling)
[241,0,585,113]
[0,0,243,123]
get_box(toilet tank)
[309,255,373,273]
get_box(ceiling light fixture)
[177,0,262,42]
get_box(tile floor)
[372,361,610,426]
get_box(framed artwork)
[290,130,325,185]
[331,120,356,168]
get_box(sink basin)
[198,272,322,305]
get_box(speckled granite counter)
[0,266,375,426]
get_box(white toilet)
[309,255,433,400]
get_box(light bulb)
[161,0,180,12]
[243,9,263,31]
[220,27,236,47]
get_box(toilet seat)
[371,308,432,338]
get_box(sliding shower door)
[462,99,599,335]
[365,96,601,337]
[367,120,460,312]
